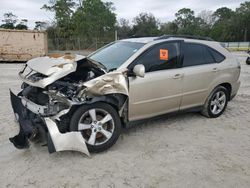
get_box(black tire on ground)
[70,102,121,153]
[246,57,250,65]
[201,86,229,118]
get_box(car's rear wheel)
[70,102,121,152]
[201,86,229,118]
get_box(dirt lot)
[0,52,250,188]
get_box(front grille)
[20,66,48,82]
[28,73,48,82]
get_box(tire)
[201,86,229,118]
[70,102,121,153]
[246,57,250,65]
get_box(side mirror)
[133,64,145,78]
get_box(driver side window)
[132,42,180,72]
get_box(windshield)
[88,41,145,71]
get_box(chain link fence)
[223,42,250,51]
[48,37,250,53]
[48,37,113,52]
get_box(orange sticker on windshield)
[160,49,168,60]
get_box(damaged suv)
[10,36,241,155]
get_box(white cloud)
[0,0,246,29]
[0,0,53,29]
[108,0,245,23]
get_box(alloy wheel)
[210,91,226,115]
[77,108,115,146]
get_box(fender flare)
[85,94,127,111]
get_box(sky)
[0,0,246,29]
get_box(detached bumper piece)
[45,118,90,156]
[9,90,90,156]
[9,90,33,149]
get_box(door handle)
[212,68,218,72]
[173,73,183,79]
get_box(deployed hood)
[27,54,85,76]
[19,54,87,88]
[19,53,129,95]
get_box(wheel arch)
[203,82,232,106]
[85,94,128,113]
[60,94,128,131]
[218,82,232,100]
[86,94,129,127]
[201,84,229,118]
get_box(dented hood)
[22,54,129,95]
[27,54,85,76]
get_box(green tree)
[235,1,250,41]
[15,24,28,30]
[132,13,159,36]
[213,7,234,20]
[41,0,250,49]
[72,0,116,39]
[174,8,208,36]
[159,22,178,35]
[175,8,195,28]
[34,21,49,30]
[116,18,132,39]
[210,7,235,41]
[42,0,76,38]
[0,12,17,29]
[15,19,28,30]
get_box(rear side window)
[183,43,216,67]
[208,48,225,63]
[132,42,180,72]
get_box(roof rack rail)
[155,35,214,41]
[129,34,156,38]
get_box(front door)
[128,41,183,121]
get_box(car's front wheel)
[70,102,121,152]
[201,86,229,118]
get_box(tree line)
[0,12,48,30]
[1,0,249,44]
[117,1,250,42]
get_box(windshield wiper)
[109,68,117,72]
[87,57,107,71]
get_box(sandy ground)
[0,52,250,188]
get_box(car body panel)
[83,70,129,97]
[44,117,90,156]
[128,69,183,121]
[26,54,84,76]
[20,55,84,88]
[126,38,241,119]
[180,63,219,109]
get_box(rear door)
[180,42,223,110]
[128,41,183,121]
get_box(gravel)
[0,52,249,188]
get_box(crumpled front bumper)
[9,90,90,156]
[9,90,34,149]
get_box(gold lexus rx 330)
[9,36,241,155]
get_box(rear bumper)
[230,80,241,100]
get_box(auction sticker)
[160,49,169,61]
